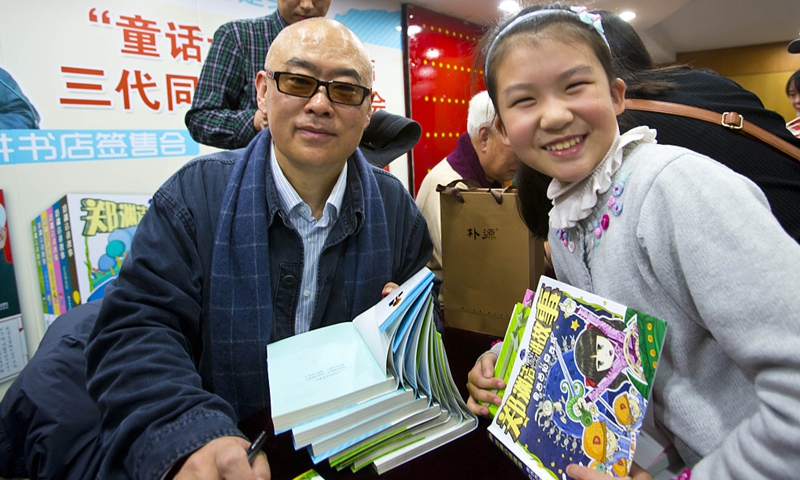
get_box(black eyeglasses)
[266,70,371,106]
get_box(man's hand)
[466,352,504,417]
[253,109,268,132]
[565,463,653,480]
[173,435,271,480]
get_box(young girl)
[466,4,800,480]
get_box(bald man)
[83,18,434,479]
[186,0,332,149]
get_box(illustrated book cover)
[488,276,667,479]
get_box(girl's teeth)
[547,137,581,151]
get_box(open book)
[268,267,477,473]
[488,276,667,479]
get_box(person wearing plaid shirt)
[185,0,331,149]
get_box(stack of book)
[268,268,477,475]
[487,276,669,479]
[31,193,150,327]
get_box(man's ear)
[255,70,269,115]
[611,78,626,116]
[362,97,373,130]
[477,125,492,153]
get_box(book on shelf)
[46,205,66,315]
[268,267,477,474]
[488,276,667,479]
[0,189,29,383]
[40,208,60,323]
[31,193,151,328]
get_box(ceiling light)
[499,1,520,15]
[619,11,636,22]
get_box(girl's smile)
[543,135,585,155]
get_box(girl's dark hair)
[574,317,626,391]
[595,9,686,98]
[515,165,552,239]
[786,69,800,97]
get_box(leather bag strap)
[625,98,800,162]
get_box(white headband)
[483,6,609,84]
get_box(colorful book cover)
[52,200,74,310]
[30,219,47,313]
[487,301,532,417]
[60,197,81,309]
[65,194,151,304]
[34,215,53,318]
[40,210,60,317]
[488,276,667,479]
[46,206,66,314]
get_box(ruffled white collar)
[547,126,656,229]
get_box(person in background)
[0,66,40,129]
[787,69,800,116]
[785,69,800,137]
[598,11,800,242]
[467,4,800,480]
[185,0,331,149]
[414,90,518,289]
[86,18,433,480]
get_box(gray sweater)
[550,142,800,479]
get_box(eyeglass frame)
[265,69,371,106]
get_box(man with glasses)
[82,18,434,480]
[186,0,331,150]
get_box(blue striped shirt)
[270,142,347,333]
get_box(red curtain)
[405,5,485,196]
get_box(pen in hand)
[246,430,268,464]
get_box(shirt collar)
[270,140,348,220]
[273,9,289,30]
[547,126,656,229]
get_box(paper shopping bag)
[439,185,545,337]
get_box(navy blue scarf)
[209,129,391,421]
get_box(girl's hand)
[565,463,653,480]
[466,353,504,417]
